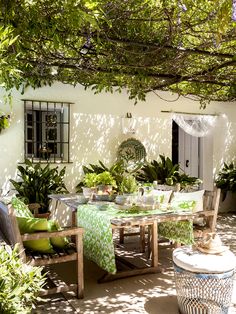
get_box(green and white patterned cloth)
[77,203,193,274]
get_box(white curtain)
[172,113,218,137]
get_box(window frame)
[23,99,72,164]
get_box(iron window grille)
[23,99,72,163]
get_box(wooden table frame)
[49,194,195,282]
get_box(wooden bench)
[0,201,84,298]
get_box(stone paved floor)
[33,213,236,314]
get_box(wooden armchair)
[0,201,84,299]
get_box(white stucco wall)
[0,82,235,194]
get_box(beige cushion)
[171,190,205,212]
[152,190,173,204]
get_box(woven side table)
[173,246,236,314]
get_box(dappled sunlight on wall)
[65,113,172,191]
[213,114,236,176]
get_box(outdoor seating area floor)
[32,214,236,314]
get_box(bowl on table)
[75,194,89,204]
[93,194,116,202]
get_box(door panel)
[178,127,199,177]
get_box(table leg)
[140,225,146,253]
[119,228,124,244]
[151,221,158,268]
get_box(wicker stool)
[173,246,235,314]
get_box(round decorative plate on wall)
[117,138,147,163]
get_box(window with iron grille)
[23,99,72,163]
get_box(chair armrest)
[21,227,84,241]
[193,210,214,217]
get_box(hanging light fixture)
[121,112,137,134]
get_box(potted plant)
[119,175,138,194]
[82,173,98,198]
[95,171,116,193]
[215,162,236,212]
[136,154,201,191]
[116,175,138,205]
[10,159,68,214]
[0,114,10,133]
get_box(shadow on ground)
[33,214,236,314]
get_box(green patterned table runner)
[77,203,193,274]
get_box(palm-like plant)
[215,162,236,200]
[137,155,180,185]
[10,159,68,212]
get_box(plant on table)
[76,160,126,193]
[83,173,98,188]
[119,175,138,194]
[0,244,45,314]
[95,171,117,193]
[10,159,68,213]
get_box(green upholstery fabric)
[23,239,55,254]
[11,197,33,218]
[48,220,69,249]
[12,197,68,252]
[17,216,54,253]
[17,216,49,234]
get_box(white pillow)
[152,190,173,204]
[171,190,205,212]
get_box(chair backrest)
[202,187,221,232]
[0,202,26,259]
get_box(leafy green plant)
[136,154,201,189]
[215,162,236,200]
[76,160,127,192]
[0,244,45,314]
[10,159,68,212]
[137,155,180,185]
[178,173,202,190]
[119,175,138,194]
[83,173,97,188]
[96,171,116,187]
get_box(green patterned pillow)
[171,200,196,212]
[11,197,33,218]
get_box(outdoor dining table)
[49,194,195,282]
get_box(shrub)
[0,244,45,314]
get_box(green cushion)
[17,216,49,234]
[11,197,33,218]
[17,216,69,252]
[48,220,69,249]
[23,239,54,254]
[16,216,54,253]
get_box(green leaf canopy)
[0,0,236,103]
